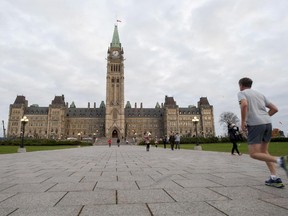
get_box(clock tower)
[105,25,125,138]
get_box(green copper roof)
[111,25,121,48]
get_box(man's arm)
[240,99,248,132]
[267,103,278,116]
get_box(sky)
[1,0,288,137]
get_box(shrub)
[271,137,288,142]
[0,138,91,146]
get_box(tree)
[219,112,240,129]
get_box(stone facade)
[7,25,215,140]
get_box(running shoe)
[265,177,285,188]
[280,156,288,177]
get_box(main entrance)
[112,130,118,138]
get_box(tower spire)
[111,25,121,48]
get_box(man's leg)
[234,142,240,155]
[231,142,235,155]
[248,143,277,175]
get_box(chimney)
[94,102,96,108]
[140,102,143,108]
[135,102,137,108]
[88,102,90,108]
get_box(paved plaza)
[0,145,287,216]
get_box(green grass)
[0,145,81,154]
[159,142,288,156]
[1,142,287,156]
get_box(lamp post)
[18,116,29,153]
[93,133,96,144]
[77,132,82,147]
[192,116,202,150]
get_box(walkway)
[0,145,287,216]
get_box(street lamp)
[77,132,81,141]
[18,116,29,153]
[192,116,202,150]
[93,133,96,144]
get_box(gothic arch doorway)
[112,129,118,138]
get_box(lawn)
[0,145,81,154]
[159,142,288,156]
[1,142,287,156]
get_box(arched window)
[113,109,117,119]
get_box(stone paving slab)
[118,189,175,204]
[48,182,96,192]
[1,182,56,193]
[148,202,226,216]
[0,192,66,208]
[207,199,288,216]
[6,206,82,216]
[81,204,151,216]
[57,190,116,206]
[0,145,287,216]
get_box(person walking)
[144,132,151,151]
[117,138,120,147]
[175,133,181,150]
[169,133,175,151]
[108,138,112,147]
[163,135,167,149]
[154,136,158,148]
[228,123,241,155]
[238,77,287,188]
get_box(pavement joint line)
[172,179,185,188]
[53,191,69,207]
[148,175,155,181]
[40,176,52,184]
[92,181,98,191]
[44,183,58,192]
[0,193,17,204]
[79,176,85,183]
[261,197,288,210]
[146,203,154,216]
[135,181,140,190]
[6,207,18,216]
[205,201,229,216]
[0,184,17,192]
[207,187,233,200]
[206,178,226,187]
[116,190,118,204]
[162,188,177,202]
[35,169,45,174]
[68,172,76,177]
[77,205,85,216]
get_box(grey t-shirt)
[237,89,271,126]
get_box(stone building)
[7,25,215,140]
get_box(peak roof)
[111,25,121,48]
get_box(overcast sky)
[1,0,287,137]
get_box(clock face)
[112,51,119,56]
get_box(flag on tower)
[117,19,122,22]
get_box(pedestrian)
[144,132,150,151]
[169,133,175,150]
[238,77,287,188]
[108,138,112,147]
[175,133,181,150]
[163,135,167,149]
[117,137,120,147]
[154,136,158,148]
[228,123,241,155]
